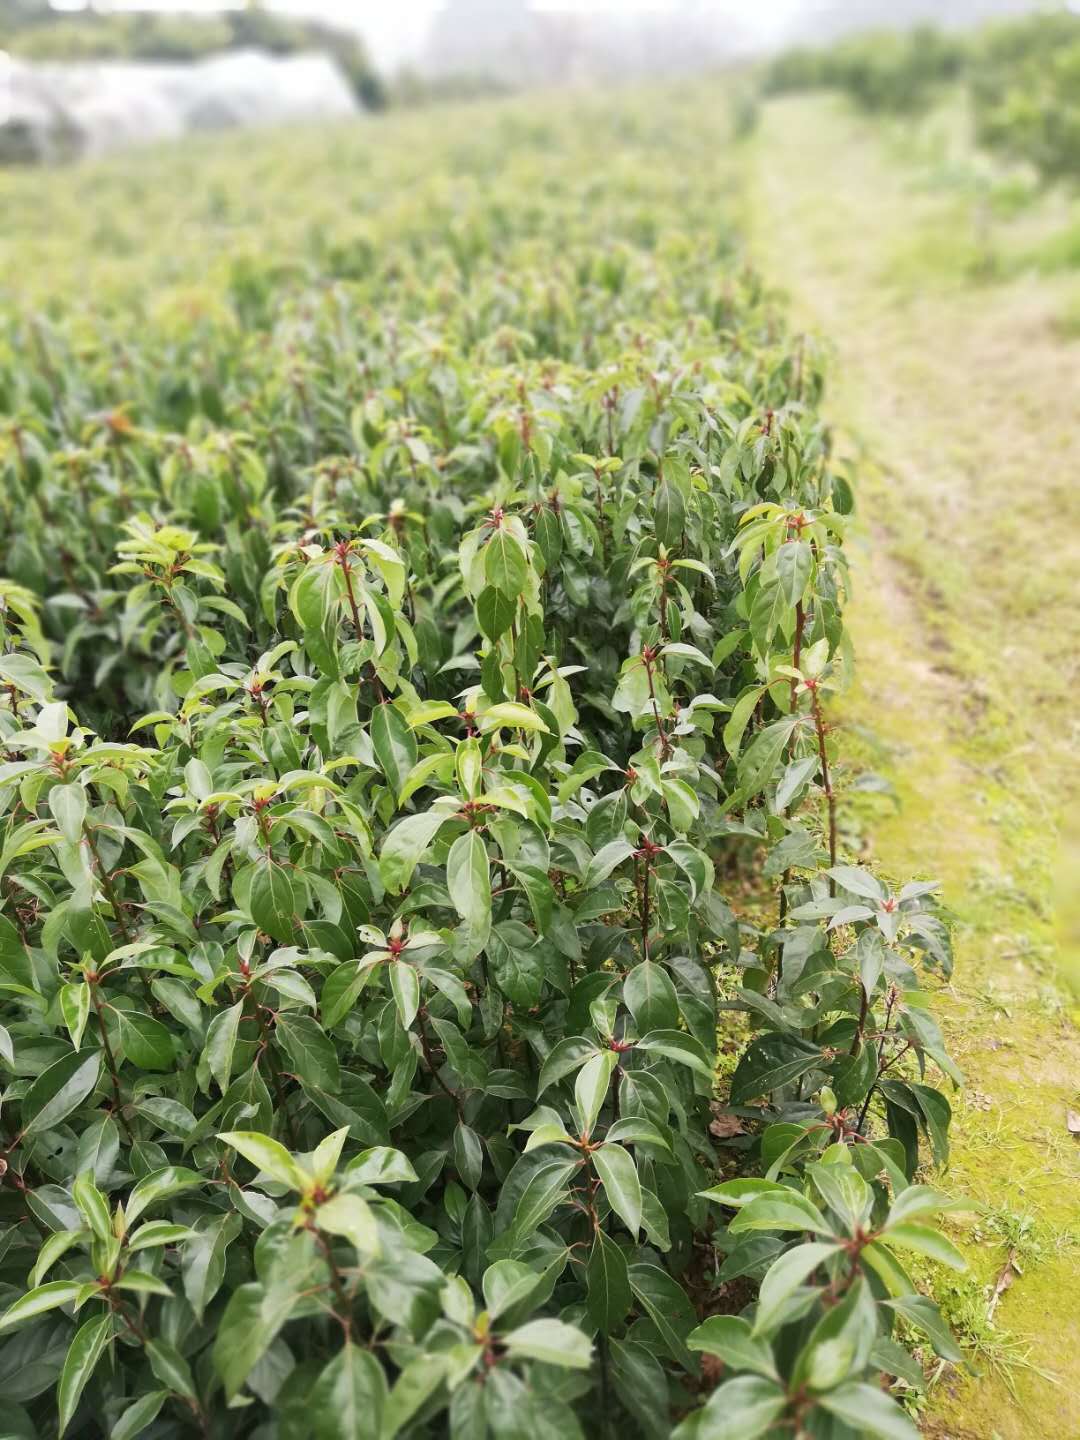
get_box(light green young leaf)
[389,960,420,1030]
[574,1049,616,1137]
[502,1318,592,1370]
[882,1222,967,1271]
[218,1131,307,1192]
[315,1193,380,1256]
[753,1241,841,1336]
[48,783,86,846]
[0,1280,86,1334]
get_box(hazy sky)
[90,1,810,68]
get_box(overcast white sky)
[317,2,805,67]
[81,1,809,68]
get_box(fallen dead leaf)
[987,1247,1020,1321]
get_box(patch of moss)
[743,94,1080,1436]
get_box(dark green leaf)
[477,586,517,642]
[371,704,418,800]
[310,1343,389,1439]
[276,1013,341,1091]
[21,1050,102,1137]
[586,1230,630,1333]
[248,858,297,944]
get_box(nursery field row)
[0,93,958,1438]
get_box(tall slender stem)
[791,598,805,710]
[418,1010,464,1118]
[642,653,670,758]
[338,548,364,641]
[809,687,837,892]
[338,545,386,702]
[84,823,132,943]
[309,1225,352,1340]
[640,858,651,958]
[856,990,899,1133]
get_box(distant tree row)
[762,25,965,116]
[968,10,1080,181]
[763,9,1080,183]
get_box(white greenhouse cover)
[0,48,358,164]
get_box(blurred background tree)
[0,1,387,109]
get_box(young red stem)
[637,853,652,959]
[791,598,805,709]
[338,548,364,641]
[856,990,900,1133]
[84,823,132,943]
[810,689,837,892]
[642,654,671,758]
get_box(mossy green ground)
[744,94,1080,1437]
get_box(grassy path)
[744,95,1080,1437]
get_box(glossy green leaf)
[126,1166,204,1224]
[687,1315,778,1380]
[48,784,87,846]
[502,1318,592,1369]
[593,1142,642,1237]
[218,1130,307,1191]
[483,530,528,598]
[371,703,418,800]
[276,1012,341,1090]
[248,857,297,944]
[623,959,679,1033]
[21,1049,102,1137]
[445,830,491,953]
[573,1049,616,1137]
[672,1375,786,1440]
[110,1391,168,1440]
[146,1338,197,1401]
[476,586,517,642]
[58,1313,112,1437]
[379,810,451,894]
[0,1281,85,1334]
[389,960,420,1030]
[586,1229,631,1333]
[310,1343,389,1439]
[753,1241,842,1336]
[818,1381,919,1439]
